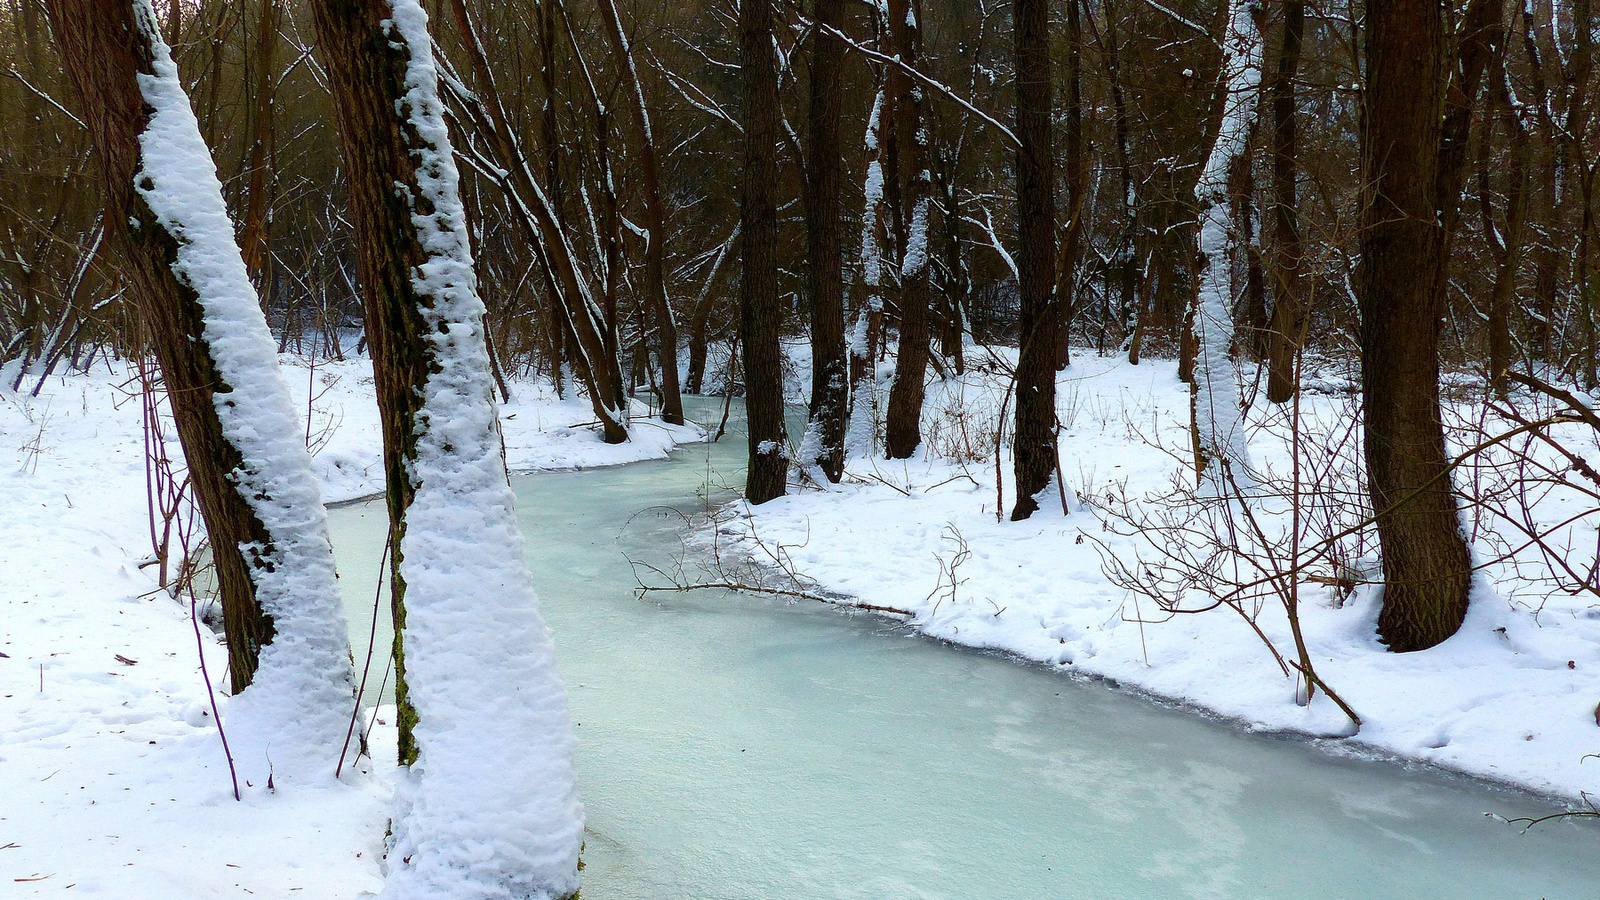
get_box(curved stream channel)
[328,399,1600,899]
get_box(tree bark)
[48,0,278,692]
[1487,22,1530,398]
[802,0,850,482]
[1264,0,1305,404]
[740,0,788,504]
[883,0,934,460]
[237,0,279,285]
[1010,0,1057,520]
[309,0,439,758]
[1053,0,1087,371]
[1360,0,1473,652]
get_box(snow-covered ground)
[0,355,698,895]
[737,348,1600,804]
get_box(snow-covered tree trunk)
[1190,0,1261,488]
[798,0,851,485]
[46,0,355,781]
[883,0,935,460]
[846,83,891,461]
[311,0,583,895]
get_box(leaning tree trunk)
[740,0,788,504]
[800,0,850,483]
[1359,0,1475,652]
[47,0,354,774]
[883,0,934,460]
[443,0,628,443]
[310,9,584,897]
[1010,0,1058,520]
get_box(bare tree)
[741,0,788,503]
[439,0,630,444]
[800,0,850,482]
[883,0,934,459]
[1009,0,1057,520]
[597,0,685,425]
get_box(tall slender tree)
[741,0,788,503]
[1264,0,1305,404]
[801,0,850,482]
[597,0,685,425]
[883,0,934,459]
[1359,0,1477,651]
[1009,0,1058,519]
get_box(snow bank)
[737,351,1600,803]
[0,350,700,895]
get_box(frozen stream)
[327,399,1600,899]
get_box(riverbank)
[0,355,699,895]
[737,349,1600,805]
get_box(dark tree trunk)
[1010,0,1057,520]
[48,0,279,692]
[597,0,684,425]
[1102,0,1141,364]
[1233,120,1268,360]
[1359,0,1474,652]
[685,225,735,395]
[537,0,569,395]
[803,0,849,482]
[1264,0,1305,404]
[310,0,457,761]
[883,0,934,459]
[936,170,967,375]
[740,0,788,504]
